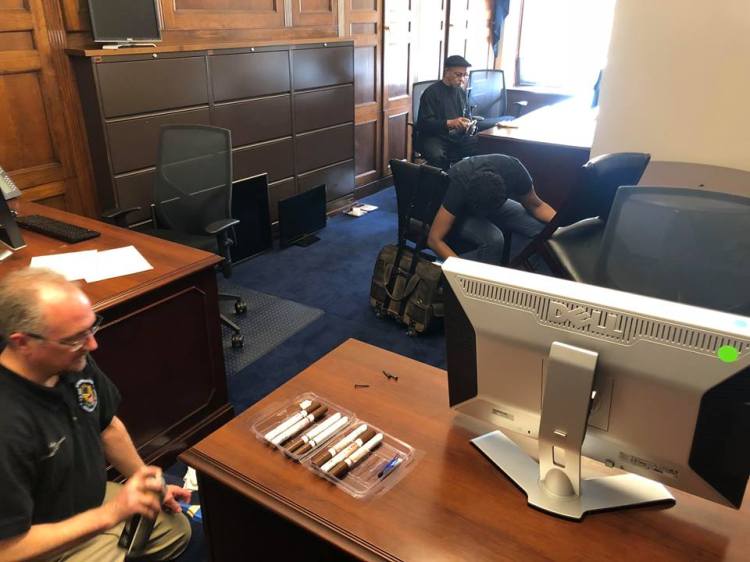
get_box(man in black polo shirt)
[416,54,479,170]
[427,154,556,265]
[0,268,191,561]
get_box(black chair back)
[510,152,651,274]
[412,80,438,124]
[468,69,508,120]
[154,125,233,236]
[595,187,750,314]
[411,80,438,156]
[554,152,652,228]
[390,159,448,242]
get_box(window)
[513,0,616,92]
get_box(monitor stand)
[291,234,320,247]
[472,341,674,520]
[0,248,11,262]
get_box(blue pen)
[377,455,403,479]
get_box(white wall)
[591,0,750,174]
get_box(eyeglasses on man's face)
[451,71,469,78]
[24,314,104,352]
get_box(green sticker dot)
[717,345,740,363]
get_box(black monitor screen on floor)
[87,0,161,43]
[278,184,327,247]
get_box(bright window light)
[518,0,616,92]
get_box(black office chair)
[408,80,438,162]
[511,152,651,282]
[103,125,246,348]
[467,69,525,130]
[391,159,447,247]
[390,159,497,261]
[594,186,750,314]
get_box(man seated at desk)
[428,154,555,265]
[0,268,191,562]
[416,55,479,170]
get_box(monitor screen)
[442,257,749,519]
[0,196,25,252]
[278,185,327,247]
[88,0,161,43]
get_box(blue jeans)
[451,200,544,265]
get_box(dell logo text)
[547,301,623,336]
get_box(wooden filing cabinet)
[71,41,355,225]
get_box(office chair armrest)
[204,218,239,236]
[101,207,142,228]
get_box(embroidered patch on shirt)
[75,379,98,412]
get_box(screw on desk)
[382,370,399,381]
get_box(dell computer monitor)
[278,184,327,247]
[88,0,162,44]
[442,257,749,520]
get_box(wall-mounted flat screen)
[88,0,162,44]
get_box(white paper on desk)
[85,246,153,283]
[30,250,99,281]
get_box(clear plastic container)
[250,392,418,498]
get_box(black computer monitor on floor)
[278,184,327,247]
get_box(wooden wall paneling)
[355,120,377,183]
[346,0,381,186]
[292,0,338,30]
[0,0,96,214]
[162,0,287,31]
[381,0,413,175]
[61,0,88,32]
[384,108,408,165]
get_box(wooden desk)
[181,339,749,562]
[478,99,596,209]
[1,202,233,467]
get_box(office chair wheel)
[234,300,247,315]
[406,325,417,337]
[231,333,244,349]
[374,305,384,318]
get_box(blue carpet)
[227,187,446,412]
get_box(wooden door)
[346,0,382,188]
[381,0,414,173]
[0,0,95,213]
[446,0,493,70]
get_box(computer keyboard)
[16,214,101,244]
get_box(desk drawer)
[211,51,290,102]
[233,138,293,183]
[292,46,353,90]
[107,109,211,174]
[295,124,353,173]
[298,159,354,202]
[213,96,292,147]
[115,170,154,225]
[97,57,209,118]
[294,85,354,133]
